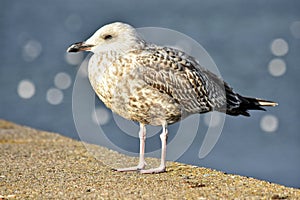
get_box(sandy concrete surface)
[0,119,299,199]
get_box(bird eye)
[104,35,113,40]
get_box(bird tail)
[227,94,278,117]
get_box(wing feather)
[132,45,236,114]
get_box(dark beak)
[67,42,94,52]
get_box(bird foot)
[139,165,166,174]
[115,163,146,172]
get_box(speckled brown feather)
[134,45,233,114]
[88,41,276,126]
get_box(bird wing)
[130,45,238,114]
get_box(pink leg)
[140,123,168,174]
[116,123,146,172]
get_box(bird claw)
[139,165,166,174]
[114,163,146,172]
[114,163,166,174]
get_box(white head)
[67,22,144,54]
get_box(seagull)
[67,22,277,174]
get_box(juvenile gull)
[67,22,277,173]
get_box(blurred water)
[1,0,299,188]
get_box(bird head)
[67,22,143,54]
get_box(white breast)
[87,52,142,119]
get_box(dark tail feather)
[227,94,278,117]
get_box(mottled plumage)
[67,22,277,173]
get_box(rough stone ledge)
[0,119,299,199]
